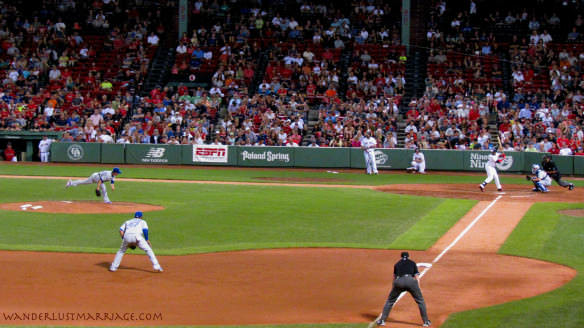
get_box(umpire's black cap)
[401,251,409,259]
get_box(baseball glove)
[128,243,137,250]
[95,189,101,197]
[525,175,531,181]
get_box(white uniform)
[361,136,378,174]
[110,217,162,272]
[480,152,502,190]
[68,170,116,203]
[533,169,552,192]
[409,151,426,173]
[38,138,53,162]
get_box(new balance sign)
[193,145,228,163]
[142,147,168,163]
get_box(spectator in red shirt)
[556,133,571,149]
[3,142,17,162]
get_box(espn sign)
[193,145,228,163]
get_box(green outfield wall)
[49,143,583,175]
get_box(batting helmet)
[134,211,143,218]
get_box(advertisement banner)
[50,142,101,163]
[349,148,411,169]
[237,147,294,167]
[464,151,523,172]
[193,145,228,163]
[125,144,181,164]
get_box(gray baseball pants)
[70,173,111,202]
[380,275,429,323]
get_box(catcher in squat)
[526,164,552,192]
[541,155,574,190]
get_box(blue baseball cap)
[112,167,122,174]
[134,211,143,218]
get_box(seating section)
[1,0,584,157]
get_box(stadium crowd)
[1,0,584,159]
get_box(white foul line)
[371,195,503,325]
[431,195,502,264]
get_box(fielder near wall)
[50,143,582,175]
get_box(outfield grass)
[0,178,475,254]
[0,163,539,186]
[442,202,584,328]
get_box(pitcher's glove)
[128,243,137,250]
[95,189,101,197]
[525,175,532,181]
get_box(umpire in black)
[541,155,575,190]
[376,252,431,327]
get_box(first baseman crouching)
[110,211,163,272]
[66,167,121,204]
[406,148,426,174]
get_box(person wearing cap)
[376,252,431,327]
[541,154,575,190]
[109,211,163,272]
[66,167,122,204]
[406,147,426,174]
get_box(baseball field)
[0,163,582,328]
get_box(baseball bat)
[497,135,503,150]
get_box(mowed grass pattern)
[0,178,472,254]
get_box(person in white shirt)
[147,33,159,46]
[48,67,61,80]
[307,138,319,147]
[38,136,54,162]
[98,131,114,143]
[210,86,224,97]
[559,146,573,156]
[109,211,163,272]
[406,148,426,174]
[360,130,378,174]
[101,104,115,116]
[512,70,524,84]
[479,149,504,192]
[176,43,187,54]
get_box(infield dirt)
[0,176,578,327]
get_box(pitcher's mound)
[0,201,164,214]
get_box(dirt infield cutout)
[0,201,164,214]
